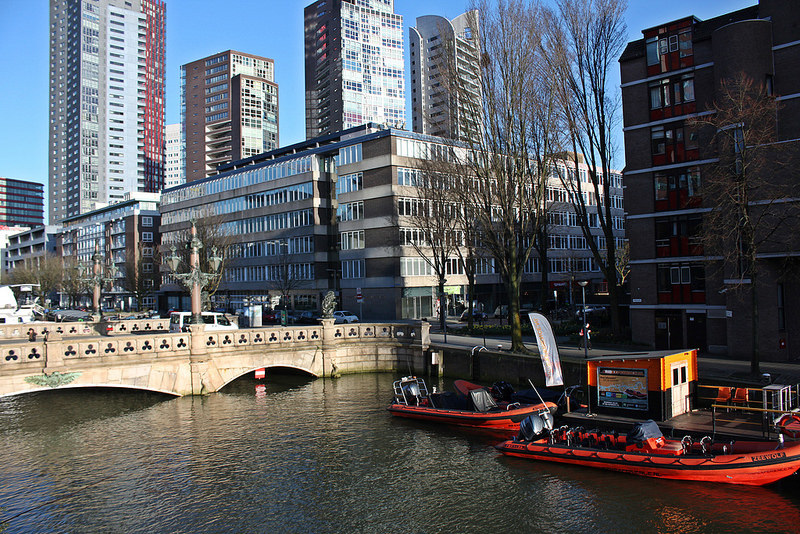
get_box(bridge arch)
[216,365,319,391]
[5,383,180,398]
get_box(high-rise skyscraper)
[164,123,183,189]
[409,12,480,140]
[304,0,405,139]
[49,0,166,224]
[181,51,279,182]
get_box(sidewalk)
[428,326,800,386]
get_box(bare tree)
[6,254,63,306]
[546,0,628,336]
[266,238,311,311]
[614,239,630,287]
[446,0,559,352]
[122,243,160,311]
[60,257,90,308]
[452,173,484,329]
[405,156,462,333]
[691,73,800,374]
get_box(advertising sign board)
[597,367,648,410]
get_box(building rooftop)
[619,5,759,63]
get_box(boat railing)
[392,376,429,406]
[710,403,800,440]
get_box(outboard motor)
[518,411,554,441]
[491,381,515,402]
[402,381,421,405]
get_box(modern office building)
[620,0,800,360]
[4,226,61,274]
[304,0,405,139]
[0,178,45,227]
[49,0,166,224]
[60,192,161,311]
[181,51,279,182]
[160,124,622,318]
[409,11,480,139]
[0,226,31,278]
[164,123,184,189]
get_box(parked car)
[296,311,322,324]
[47,309,91,322]
[333,310,359,324]
[263,309,279,323]
[460,309,488,322]
[265,310,299,324]
[493,305,508,318]
[518,307,535,322]
[169,312,239,332]
[575,306,608,318]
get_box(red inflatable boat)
[388,376,555,435]
[496,415,800,486]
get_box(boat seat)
[714,387,732,405]
[731,387,749,408]
[658,441,684,455]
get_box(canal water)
[1,372,799,533]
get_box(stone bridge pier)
[0,320,431,397]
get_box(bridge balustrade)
[0,322,430,397]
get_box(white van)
[169,312,238,332]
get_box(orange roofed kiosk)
[586,350,698,421]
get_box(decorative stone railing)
[0,321,430,397]
[0,318,419,343]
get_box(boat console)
[393,376,430,406]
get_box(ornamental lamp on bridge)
[81,241,120,318]
[165,220,223,326]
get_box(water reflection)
[0,388,171,434]
[0,373,799,533]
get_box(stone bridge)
[0,319,430,397]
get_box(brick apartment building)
[620,0,800,360]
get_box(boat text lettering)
[751,451,786,462]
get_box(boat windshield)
[470,389,498,413]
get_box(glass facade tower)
[49,0,166,224]
[305,0,405,139]
[181,51,279,182]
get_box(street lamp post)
[82,241,119,318]
[165,220,222,326]
[578,279,592,417]
[578,280,589,360]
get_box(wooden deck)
[560,405,787,442]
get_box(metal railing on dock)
[710,404,799,440]
[698,383,800,413]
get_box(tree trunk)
[439,278,447,336]
[507,267,525,353]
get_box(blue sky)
[0,0,755,191]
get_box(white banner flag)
[528,312,564,387]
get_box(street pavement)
[429,324,800,386]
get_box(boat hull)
[496,439,800,485]
[388,403,554,434]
